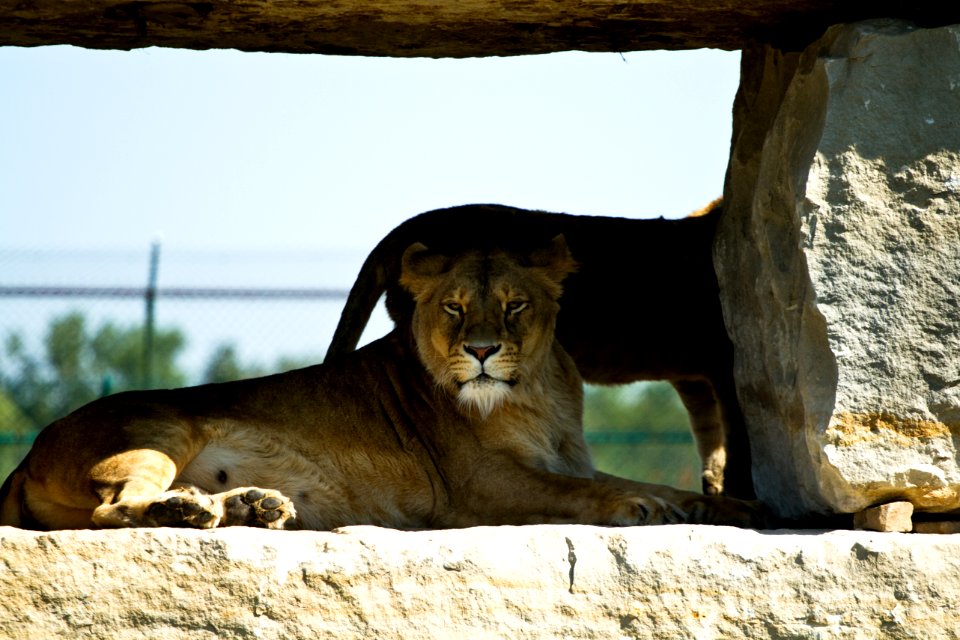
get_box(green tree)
[0,314,322,481]
[202,344,266,383]
[0,311,187,433]
[201,344,318,384]
[90,321,186,391]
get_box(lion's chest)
[473,411,593,478]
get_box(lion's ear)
[529,234,578,287]
[400,242,451,296]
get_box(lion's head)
[399,236,577,418]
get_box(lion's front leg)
[441,457,771,529]
[439,458,694,528]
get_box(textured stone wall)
[3,524,960,638]
[717,20,960,518]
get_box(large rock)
[718,21,960,518]
[1,1,959,56]
[3,524,960,638]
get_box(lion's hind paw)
[144,489,221,528]
[221,487,296,529]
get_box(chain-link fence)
[0,246,699,491]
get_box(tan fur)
[326,199,753,498]
[0,240,767,531]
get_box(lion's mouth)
[456,373,517,419]
[457,373,518,388]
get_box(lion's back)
[377,203,726,382]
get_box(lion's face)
[400,236,577,418]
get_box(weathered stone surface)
[3,524,960,638]
[1,1,959,56]
[717,21,960,518]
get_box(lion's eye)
[443,302,464,317]
[506,301,529,315]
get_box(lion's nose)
[464,344,501,363]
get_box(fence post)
[142,241,161,389]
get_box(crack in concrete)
[565,537,577,594]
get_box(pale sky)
[0,45,741,374]
[0,46,739,252]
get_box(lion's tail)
[326,233,396,360]
[0,459,27,528]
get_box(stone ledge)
[2,524,958,638]
[2,1,960,56]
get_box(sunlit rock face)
[718,20,960,518]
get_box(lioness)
[0,239,764,531]
[327,200,753,498]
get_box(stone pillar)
[717,20,960,518]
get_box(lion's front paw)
[610,496,686,526]
[221,488,296,529]
[145,489,221,528]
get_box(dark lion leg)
[672,378,728,496]
[673,376,756,500]
[710,372,756,500]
